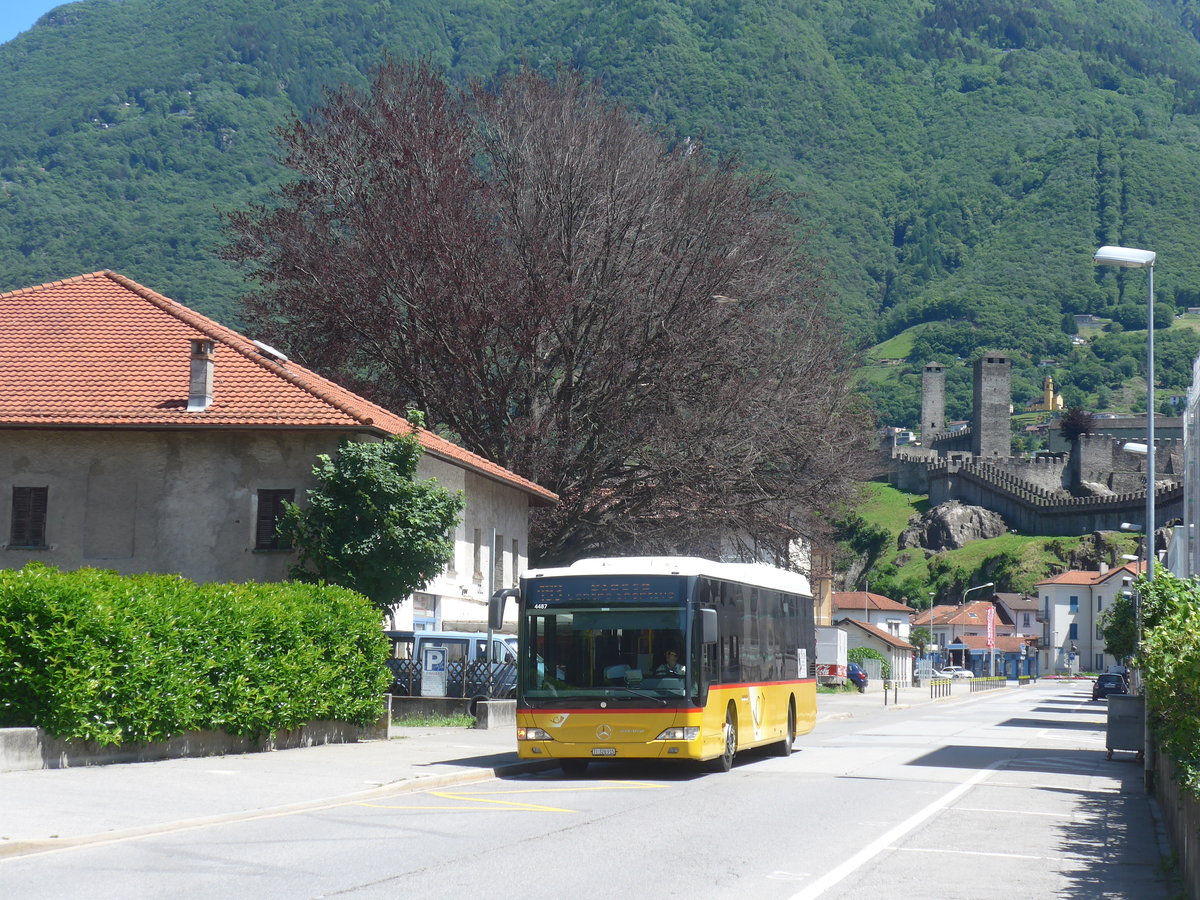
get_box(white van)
[384,630,517,705]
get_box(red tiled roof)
[914,601,1012,628]
[0,271,557,504]
[832,591,916,613]
[1034,561,1142,587]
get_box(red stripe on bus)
[710,678,815,689]
[520,707,703,715]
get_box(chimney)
[188,339,214,412]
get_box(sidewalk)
[0,685,949,857]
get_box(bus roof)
[524,556,812,597]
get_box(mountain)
[3,0,1200,421]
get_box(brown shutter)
[11,486,48,547]
[255,489,295,550]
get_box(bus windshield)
[523,607,691,700]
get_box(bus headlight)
[518,726,551,741]
[655,727,699,741]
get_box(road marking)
[891,846,1065,861]
[357,780,666,813]
[767,871,812,881]
[359,791,575,813]
[954,806,1076,818]
[788,760,1003,900]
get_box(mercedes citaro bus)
[489,556,817,774]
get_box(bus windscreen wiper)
[609,686,668,705]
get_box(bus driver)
[655,649,685,676]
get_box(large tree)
[225,62,871,565]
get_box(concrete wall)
[0,718,385,773]
[0,429,343,583]
[1,427,537,633]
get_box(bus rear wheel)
[560,758,589,776]
[774,701,795,757]
[709,706,737,773]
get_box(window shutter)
[10,486,48,547]
[255,489,294,550]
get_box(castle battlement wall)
[885,355,1184,536]
[927,460,1182,534]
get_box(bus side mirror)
[700,608,718,644]
[489,588,519,630]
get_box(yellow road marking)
[358,779,667,813]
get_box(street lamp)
[1095,245,1157,583]
[1097,244,1158,795]
[1120,523,1145,577]
[960,582,994,672]
[961,581,994,604]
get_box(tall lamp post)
[960,582,994,672]
[1094,245,1157,582]
[1095,244,1156,795]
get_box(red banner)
[986,607,996,648]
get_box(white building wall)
[392,456,532,633]
[1038,580,1125,674]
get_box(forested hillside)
[4,0,1200,424]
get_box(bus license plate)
[591,748,617,756]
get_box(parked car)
[847,662,868,692]
[937,665,974,679]
[1092,673,1128,701]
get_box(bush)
[1139,572,1200,794]
[0,564,390,744]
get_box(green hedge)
[0,564,390,745]
[1139,572,1200,795]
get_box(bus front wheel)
[709,706,737,773]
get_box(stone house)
[0,271,557,631]
[1033,562,1142,675]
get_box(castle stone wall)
[987,455,1069,493]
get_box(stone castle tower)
[972,353,1012,458]
[921,362,945,444]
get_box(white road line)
[788,760,1003,900]
[953,806,1077,818]
[891,846,1064,861]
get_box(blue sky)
[0,1,64,45]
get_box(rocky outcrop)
[899,501,1008,551]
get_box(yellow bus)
[489,556,817,774]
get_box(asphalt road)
[0,681,1172,899]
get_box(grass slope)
[854,481,1085,598]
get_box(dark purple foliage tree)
[223,62,871,564]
